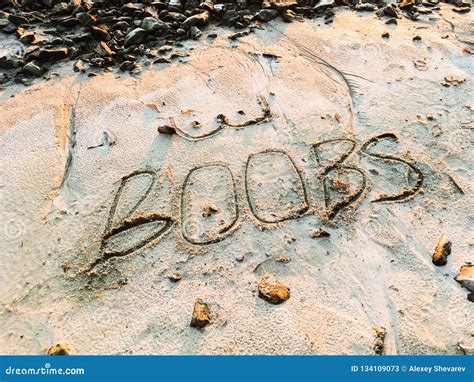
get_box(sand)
[0,7,473,355]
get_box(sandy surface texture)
[1,7,473,355]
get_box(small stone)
[202,204,218,217]
[311,229,330,238]
[377,5,402,19]
[154,57,171,64]
[276,255,291,263]
[258,275,290,304]
[22,61,43,76]
[385,18,398,25]
[373,326,386,355]
[355,3,376,12]
[73,59,85,73]
[7,14,29,26]
[112,21,129,30]
[124,28,146,48]
[432,235,451,266]
[190,26,201,40]
[453,6,471,13]
[190,298,211,328]
[413,35,422,41]
[91,26,110,41]
[19,33,37,45]
[168,272,182,282]
[76,12,94,27]
[382,32,390,38]
[158,45,173,54]
[455,265,474,292]
[36,48,68,62]
[236,255,245,262]
[158,122,176,135]
[46,344,71,355]
[253,9,278,22]
[182,11,209,28]
[146,48,158,58]
[142,17,169,33]
[119,60,135,71]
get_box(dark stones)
[91,26,110,41]
[22,60,43,76]
[124,28,146,47]
[142,17,169,33]
[76,12,95,27]
[182,11,209,28]
[7,14,29,26]
[253,9,278,22]
[377,4,402,18]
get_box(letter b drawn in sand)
[90,170,174,270]
[181,163,239,244]
[312,139,366,220]
[245,150,309,224]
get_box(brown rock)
[46,344,71,355]
[455,265,474,292]
[311,229,330,238]
[168,272,182,282]
[258,275,290,304]
[432,235,451,266]
[373,326,386,355]
[190,298,211,328]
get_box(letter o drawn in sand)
[181,164,239,245]
[245,150,309,224]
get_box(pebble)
[124,28,146,48]
[258,275,290,304]
[168,272,182,282]
[73,59,85,73]
[46,343,71,355]
[432,235,451,266]
[22,60,43,76]
[190,298,211,328]
[455,264,474,292]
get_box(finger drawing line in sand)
[181,163,239,245]
[88,134,424,270]
[245,150,309,224]
[87,170,175,270]
[162,96,272,142]
[312,139,366,220]
[360,133,424,203]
